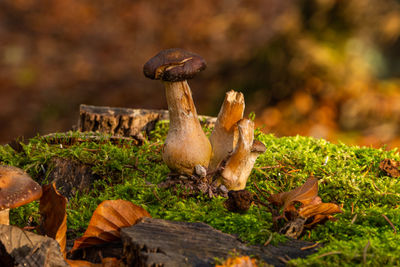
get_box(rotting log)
[77,104,216,138]
[120,217,320,267]
[0,224,69,267]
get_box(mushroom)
[143,48,212,175]
[208,90,244,171]
[219,119,266,190]
[0,165,42,224]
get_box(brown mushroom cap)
[0,165,42,210]
[143,48,207,82]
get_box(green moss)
[1,122,399,265]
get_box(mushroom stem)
[0,209,9,225]
[162,81,212,175]
[164,81,200,128]
[219,119,265,190]
[209,90,244,170]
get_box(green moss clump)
[1,122,399,265]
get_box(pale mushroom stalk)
[0,209,9,225]
[209,90,244,171]
[143,48,212,175]
[219,119,266,190]
[162,80,212,174]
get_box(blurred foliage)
[1,0,400,147]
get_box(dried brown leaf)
[268,177,319,213]
[379,159,400,177]
[39,183,67,257]
[216,255,258,267]
[299,203,342,218]
[300,203,342,227]
[71,199,151,252]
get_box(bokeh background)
[1,0,400,148]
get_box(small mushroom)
[0,165,42,225]
[208,90,244,171]
[219,119,266,190]
[144,48,212,175]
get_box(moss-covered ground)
[1,121,399,266]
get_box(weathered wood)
[120,217,320,267]
[78,104,216,138]
[0,224,68,267]
[44,157,100,199]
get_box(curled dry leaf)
[268,177,319,213]
[300,203,342,228]
[379,159,400,178]
[71,200,151,251]
[39,183,67,257]
[215,255,258,267]
[269,177,342,238]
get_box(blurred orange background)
[1,0,400,148]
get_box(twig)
[253,181,270,200]
[301,242,319,250]
[263,233,273,246]
[363,240,370,264]
[351,214,358,224]
[381,214,397,234]
[315,251,342,259]
[153,189,162,203]
[318,167,329,176]
[258,165,282,170]
[82,148,100,152]
[277,256,289,264]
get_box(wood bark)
[44,157,100,200]
[120,217,320,267]
[77,104,216,138]
[0,224,68,267]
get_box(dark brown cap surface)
[0,165,42,210]
[143,48,206,82]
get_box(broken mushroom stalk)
[208,90,245,171]
[0,165,42,225]
[219,119,266,191]
[143,48,212,175]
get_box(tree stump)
[77,104,216,138]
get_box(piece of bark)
[44,157,100,199]
[0,224,68,267]
[78,104,216,138]
[120,217,320,267]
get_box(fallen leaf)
[39,183,67,257]
[379,159,400,177]
[268,177,319,213]
[270,178,342,238]
[216,255,258,267]
[71,200,151,252]
[300,203,342,227]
